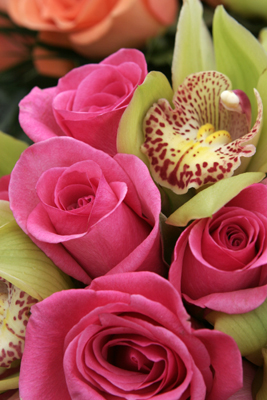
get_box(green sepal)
[0,201,74,301]
[247,69,267,173]
[172,0,215,92]
[116,71,173,165]
[166,172,265,227]
[213,6,267,123]
[0,131,28,178]
[206,300,267,365]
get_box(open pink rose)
[1,0,178,58]
[19,272,242,400]
[19,48,147,156]
[169,183,267,314]
[9,137,165,284]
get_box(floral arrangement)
[1,0,267,399]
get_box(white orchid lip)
[141,71,263,195]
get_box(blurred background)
[0,0,266,142]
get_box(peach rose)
[2,0,178,58]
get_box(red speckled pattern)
[141,71,263,194]
[0,278,37,368]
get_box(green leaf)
[0,202,73,300]
[206,300,267,364]
[166,172,265,226]
[172,0,215,92]
[213,6,267,124]
[117,71,173,165]
[0,131,28,177]
[247,68,267,173]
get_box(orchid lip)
[0,277,37,368]
[141,71,263,195]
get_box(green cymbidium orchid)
[141,71,262,195]
[117,0,267,218]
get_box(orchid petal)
[259,28,267,53]
[0,201,73,301]
[171,0,215,92]
[116,71,173,165]
[166,172,265,226]
[0,132,28,178]
[206,299,267,365]
[213,5,267,123]
[141,71,263,195]
[247,69,267,173]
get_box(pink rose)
[9,137,165,284]
[19,272,242,400]
[169,183,267,314]
[19,48,147,156]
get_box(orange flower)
[3,0,178,58]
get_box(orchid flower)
[117,0,267,217]
[0,278,37,369]
[141,71,262,195]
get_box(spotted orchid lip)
[0,278,37,369]
[141,71,263,195]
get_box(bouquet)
[0,0,267,398]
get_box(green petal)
[0,201,14,226]
[0,132,28,178]
[259,28,267,53]
[172,0,215,92]
[166,172,265,226]
[247,69,267,173]
[0,372,19,391]
[206,300,267,364]
[213,6,267,124]
[117,71,173,165]
[0,202,73,300]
